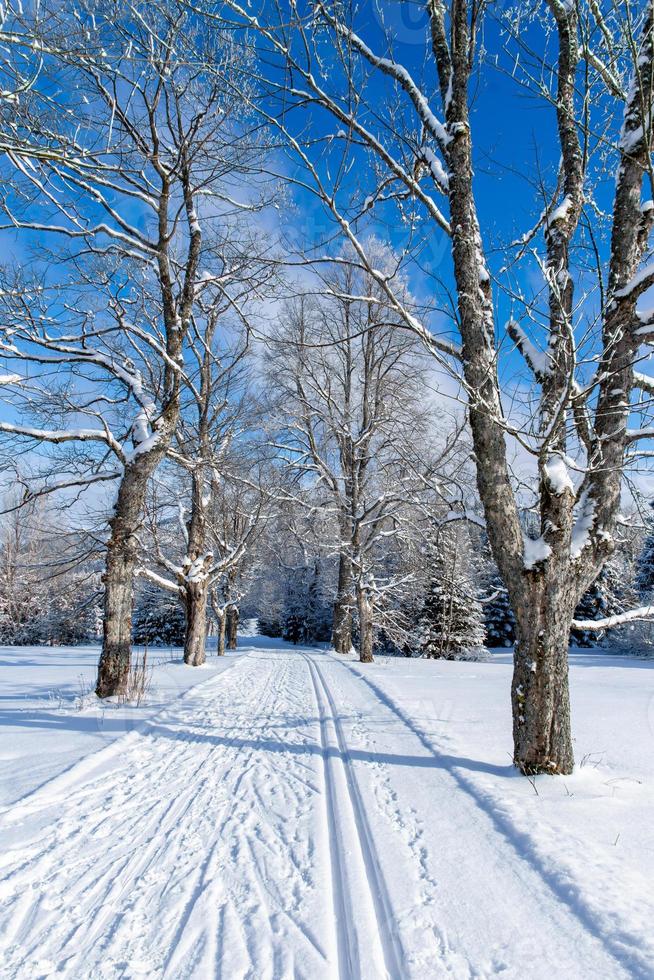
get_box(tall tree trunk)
[184,580,209,666]
[357,586,374,663]
[226,605,239,650]
[97,463,155,697]
[332,551,353,654]
[511,581,575,774]
[217,610,226,656]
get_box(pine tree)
[483,572,516,648]
[418,542,486,661]
[635,507,654,596]
[257,612,283,638]
[281,561,332,645]
[571,560,625,647]
[132,583,186,647]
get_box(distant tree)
[571,560,626,647]
[483,572,516,649]
[268,251,462,662]
[257,613,283,639]
[282,560,332,646]
[47,572,102,646]
[132,583,186,648]
[635,508,654,596]
[0,498,101,646]
[418,534,486,661]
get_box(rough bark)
[332,551,353,653]
[226,605,239,650]
[506,2,583,774]
[511,563,576,774]
[428,0,579,773]
[97,459,163,697]
[357,586,374,663]
[217,610,226,656]
[181,468,213,667]
[183,580,210,666]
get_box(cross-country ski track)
[0,645,645,979]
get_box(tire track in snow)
[302,651,405,980]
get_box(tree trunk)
[332,552,353,654]
[226,605,239,650]
[184,580,209,666]
[217,610,226,656]
[96,463,155,698]
[357,587,374,663]
[511,582,574,775]
[97,533,135,698]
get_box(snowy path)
[0,647,637,979]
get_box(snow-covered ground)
[0,640,652,979]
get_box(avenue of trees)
[2,0,654,776]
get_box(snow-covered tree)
[571,561,626,647]
[268,250,462,662]
[635,509,654,596]
[0,499,102,646]
[0,0,276,696]
[417,534,485,661]
[227,0,654,774]
[482,573,517,650]
[132,583,186,648]
[281,559,332,646]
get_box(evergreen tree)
[47,573,102,646]
[281,561,332,645]
[483,572,516,648]
[132,583,186,647]
[635,506,654,596]
[257,612,283,638]
[571,560,625,647]
[418,541,486,661]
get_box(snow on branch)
[315,2,450,151]
[632,370,654,396]
[523,534,552,570]
[135,566,182,596]
[572,604,654,631]
[507,320,551,379]
[0,420,122,456]
[613,262,654,301]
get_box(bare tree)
[0,0,274,694]
[142,447,271,665]
[268,246,462,661]
[221,0,654,772]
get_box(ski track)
[310,652,635,980]
[0,650,334,980]
[0,645,637,980]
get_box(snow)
[546,194,573,226]
[508,319,551,376]
[1,640,652,978]
[0,644,241,807]
[123,430,161,462]
[544,453,574,495]
[523,533,552,569]
[421,145,449,190]
[571,491,597,560]
[614,260,654,299]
